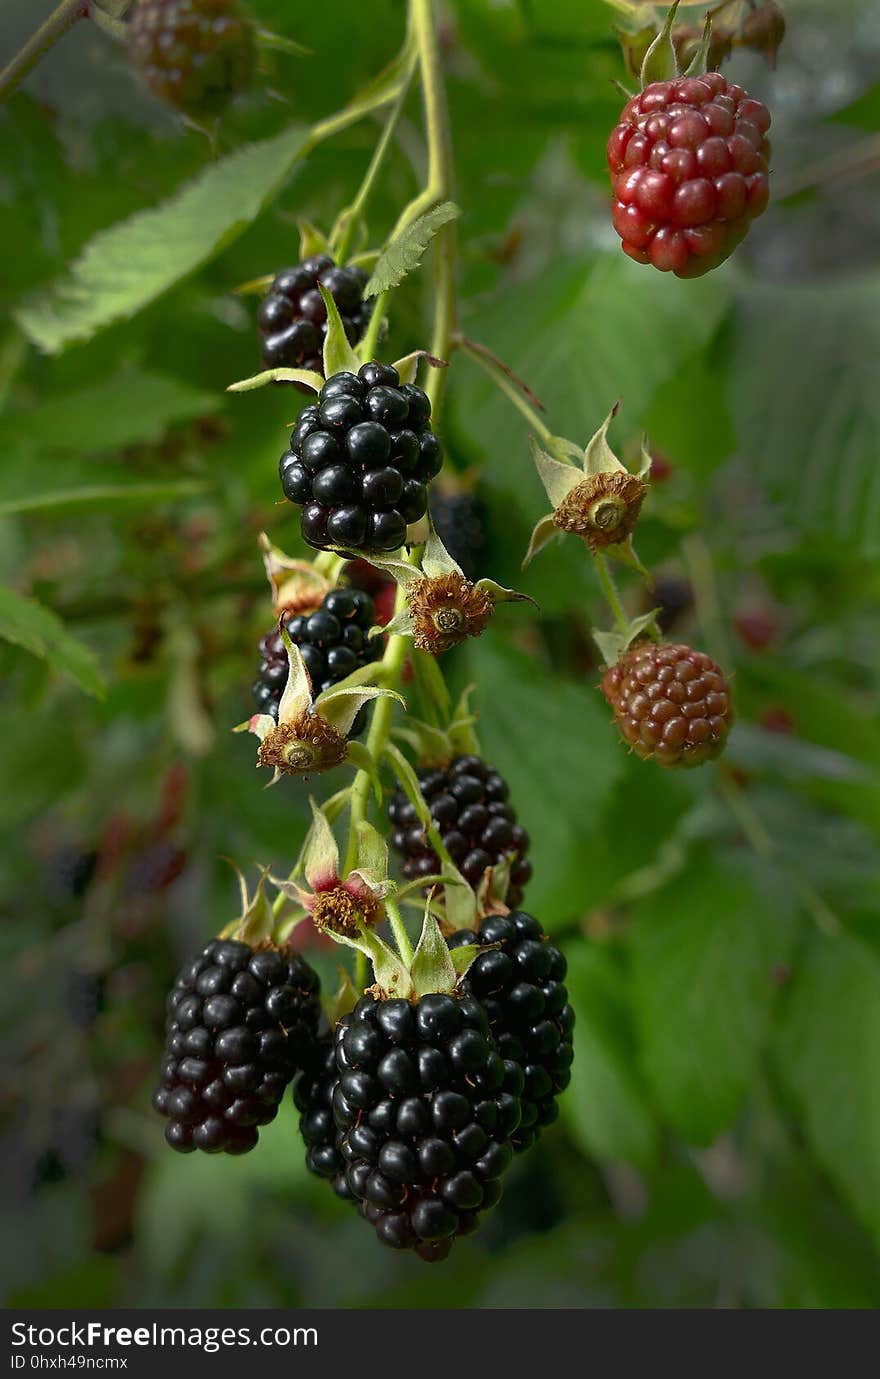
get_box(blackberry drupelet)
[332,992,522,1261]
[252,587,383,721]
[279,363,442,554]
[448,912,574,1153]
[294,1035,353,1203]
[607,73,771,276]
[429,491,489,582]
[259,255,372,377]
[387,756,532,905]
[127,0,256,118]
[152,939,321,1155]
[601,640,733,767]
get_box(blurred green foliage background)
[1,0,879,1308]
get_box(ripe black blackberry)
[127,0,256,119]
[429,491,489,582]
[152,939,321,1155]
[293,1035,354,1204]
[259,256,371,377]
[279,363,442,554]
[448,913,575,1154]
[332,992,522,1261]
[252,588,383,721]
[387,756,532,905]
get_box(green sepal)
[640,0,681,87]
[530,435,580,506]
[522,512,559,569]
[325,921,413,1000]
[683,14,714,77]
[391,350,448,386]
[448,943,483,980]
[604,534,650,576]
[446,685,481,758]
[325,968,360,1024]
[233,273,275,297]
[227,367,323,393]
[226,866,275,947]
[410,907,458,998]
[593,609,661,668]
[355,818,389,883]
[320,286,362,379]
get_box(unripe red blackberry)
[258,256,372,377]
[280,364,441,554]
[152,939,321,1155]
[429,491,489,582]
[331,992,522,1260]
[387,756,532,905]
[252,587,383,720]
[607,73,771,277]
[127,0,256,118]
[448,912,574,1153]
[601,641,733,767]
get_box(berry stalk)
[0,0,88,103]
[331,40,419,265]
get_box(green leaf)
[467,634,622,925]
[0,585,104,698]
[731,274,880,558]
[0,453,207,516]
[562,941,659,1170]
[775,932,880,1244]
[459,254,729,461]
[1,370,218,453]
[631,856,791,1145]
[364,201,461,299]
[14,124,309,354]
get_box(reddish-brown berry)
[128,0,256,118]
[607,73,771,277]
[601,641,733,767]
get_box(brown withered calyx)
[408,574,494,654]
[552,471,646,551]
[256,713,348,776]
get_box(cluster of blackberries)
[152,939,321,1155]
[252,588,383,721]
[429,491,489,582]
[292,909,574,1261]
[258,256,372,376]
[449,913,574,1153]
[127,0,255,119]
[279,364,442,553]
[387,756,532,905]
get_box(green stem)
[359,289,389,361]
[342,577,413,879]
[332,50,417,264]
[594,553,630,636]
[459,338,559,451]
[385,895,414,966]
[411,0,457,413]
[0,0,88,104]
